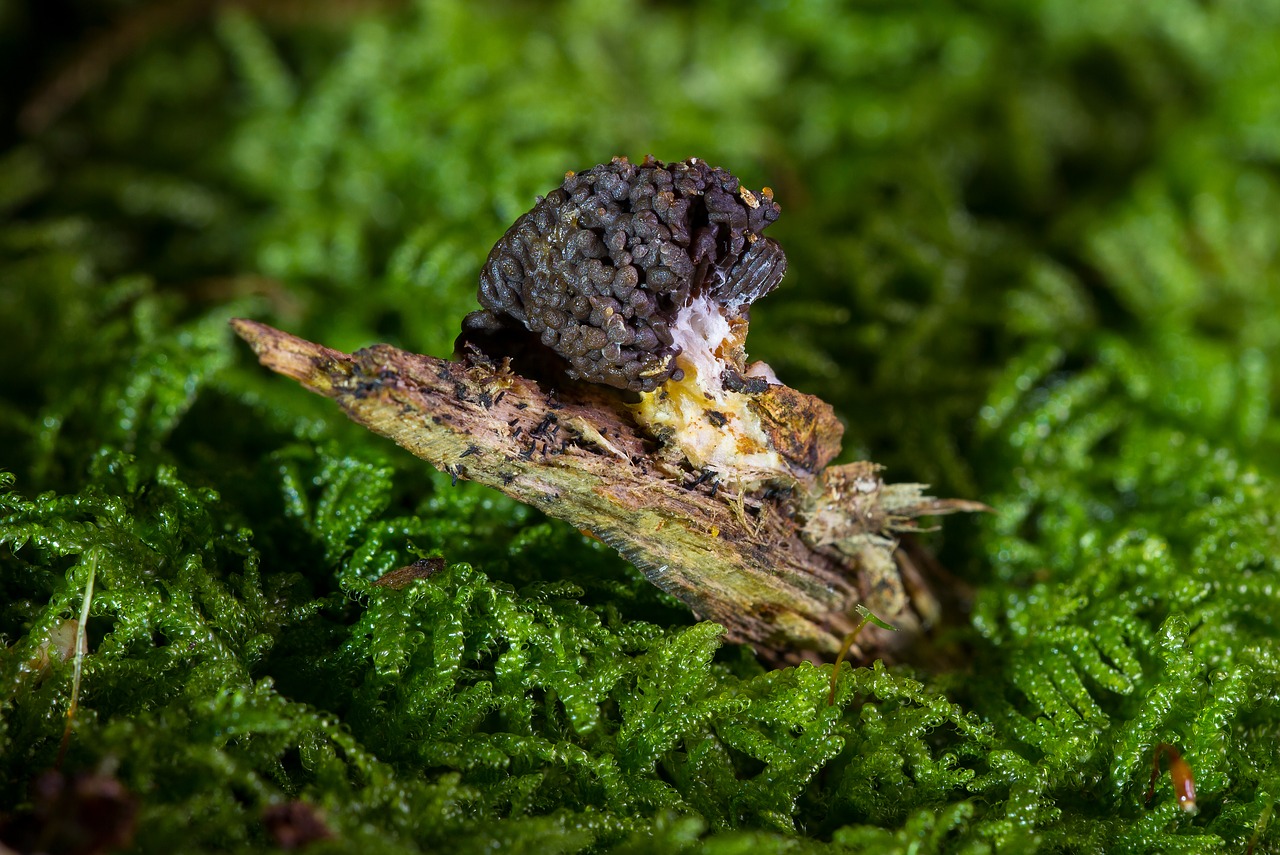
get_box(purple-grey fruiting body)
[463,156,785,391]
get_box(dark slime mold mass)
[462,156,786,392]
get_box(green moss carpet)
[2,1,1279,851]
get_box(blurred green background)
[2,1,1279,852]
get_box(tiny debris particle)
[29,618,83,676]
[721,367,769,394]
[373,557,446,590]
[262,801,335,850]
[689,469,717,490]
[565,415,629,459]
[353,377,385,399]
[1,770,138,855]
[530,413,560,440]
[460,341,496,369]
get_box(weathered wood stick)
[232,318,979,662]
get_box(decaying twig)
[231,318,982,663]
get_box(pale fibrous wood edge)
[232,318,985,663]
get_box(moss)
[3,0,1280,852]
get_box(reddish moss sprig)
[1145,743,1197,813]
